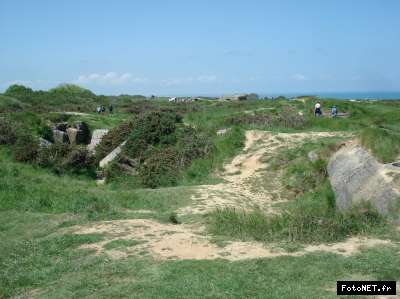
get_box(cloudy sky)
[1,0,400,95]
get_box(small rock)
[217,128,230,136]
[308,150,319,162]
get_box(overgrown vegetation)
[208,138,388,245]
[105,111,213,188]
[225,105,307,129]
[360,127,400,163]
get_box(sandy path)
[67,130,390,261]
[71,218,390,261]
[178,130,345,215]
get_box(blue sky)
[1,0,399,95]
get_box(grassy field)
[1,90,400,298]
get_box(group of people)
[96,104,113,114]
[314,101,337,118]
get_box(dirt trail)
[72,218,390,261]
[178,130,345,215]
[68,130,391,261]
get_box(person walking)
[331,105,337,118]
[314,101,322,117]
[109,103,113,114]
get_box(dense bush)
[123,111,181,159]
[37,122,54,142]
[139,147,180,188]
[103,111,213,188]
[175,127,213,168]
[0,117,18,145]
[0,95,24,113]
[13,133,39,163]
[37,143,94,175]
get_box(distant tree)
[49,84,95,97]
[4,84,34,96]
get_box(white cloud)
[75,72,148,86]
[291,74,308,81]
[162,75,217,87]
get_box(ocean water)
[259,92,400,100]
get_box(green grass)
[360,127,400,163]
[103,239,146,250]
[0,147,193,221]
[2,97,400,298]
[207,183,388,245]
[1,210,399,298]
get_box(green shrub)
[61,146,94,174]
[37,143,94,175]
[176,127,213,168]
[13,133,39,163]
[37,122,54,142]
[0,117,18,145]
[139,147,179,188]
[122,110,181,163]
[0,95,24,112]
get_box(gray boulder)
[327,142,400,217]
[53,129,69,143]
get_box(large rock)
[53,129,69,143]
[327,142,400,217]
[88,129,109,153]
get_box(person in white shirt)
[314,102,322,117]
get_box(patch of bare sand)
[70,219,390,261]
[178,130,349,216]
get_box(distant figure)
[101,105,105,113]
[96,106,101,114]
[314,102,322,117]
[109,104,113,114]
[331,105,337,118]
